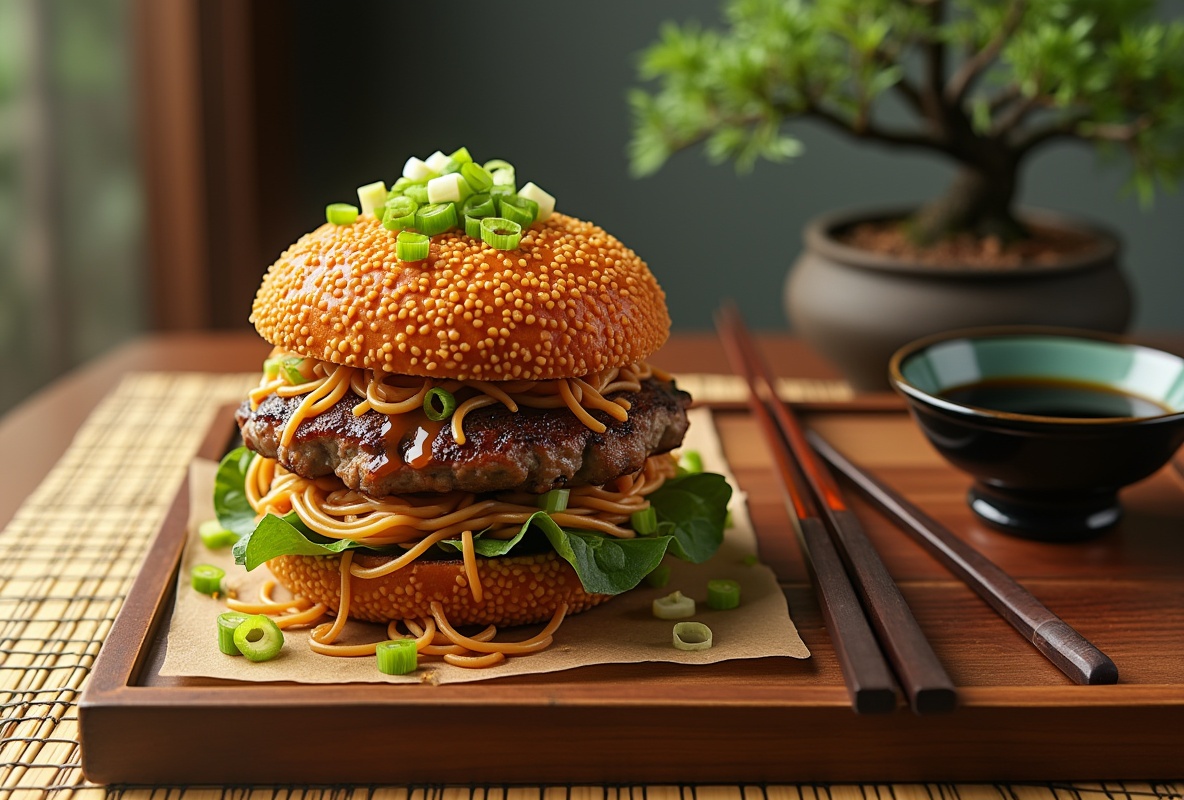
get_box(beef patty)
[237,378,691,496]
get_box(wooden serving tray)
[78,400,1184,785]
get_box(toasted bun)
[267,550,611,627]
[250,213,670,381]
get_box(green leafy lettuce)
[214,446,731,596]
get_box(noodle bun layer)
[267,551,611,627]
[250,213,670,382]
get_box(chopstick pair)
[717,304,956,715]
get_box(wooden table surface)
[9,331,1184,785]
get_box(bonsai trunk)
[910,162,1026,245]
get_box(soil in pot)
[840,220,1099,269]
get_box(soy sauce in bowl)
[940,378,1171,420]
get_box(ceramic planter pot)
[784,208,1133,391]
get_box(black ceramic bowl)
[889,328,1184,541]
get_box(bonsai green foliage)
[630,0,1184,243]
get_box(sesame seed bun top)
[250,213,671,381]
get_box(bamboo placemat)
[0,372,1180,800]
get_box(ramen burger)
[217,148,728,667]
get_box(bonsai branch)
[945,0,1027,104]
[803,101,953,156]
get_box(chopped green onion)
[631,507,658,535]
[198,519,239,550]
[233,614,285,662]
[483,158,514,172]
[415,202,458,236]
[427,173,470,204]
[396,230,430,262]
[680,451,704,474]
[461,162,493,193]
[262,357,281,380]
[645,564,671,588]
[382,196,419,231]
[191,564,226,596]
[376,639,419,675]
[480,217,522,250]
[449,146,474,165]
[402,156,437,182]
[498,194,538,228]
[424,150,452,173]
[325,203,359,225]
[672,621,713,651]
[538,489,570,513]
[742,553,759,567]
[491,167,516,187]
[706,579,741,610]
[727,510,736,529]
[489,184,516,201]
[462,193,495,219]
[464,215,483,239]
[404,185,430,205]
[518,182,555,221]
[391,177,422,195]
[356,181,387,217]
[281,356,312,385]
[652,590,695,620]
[423,386,457,421]
[217,612,249,656]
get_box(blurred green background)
[1,0,1181,417]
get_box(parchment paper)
[159,407,809,684]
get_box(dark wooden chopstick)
[715,312,898,715]
[717,304,957,715]
[808,430,1119,686]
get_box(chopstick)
[715,313,898,714]
[717,303,957,715]
[807,431,1119,686]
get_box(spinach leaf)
[438,515,533,557]
[533,512,671,595]
[214,446,258,538]
[647,472,731,563]
[233,512,372,571]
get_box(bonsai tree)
[629,0,1184,245]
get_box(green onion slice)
[424,150,452,173]
[489,184,516,201]
[538,489,570,513]
[325,203,359,225]
[191,564,226,596]
[262,357,281,380]
[402,156,438,182]
[404,185,429,205]
[396,230,430,262]
[480,217,522,250]
[672,621,713,651]
[742,553,759,566]
[217,612,249,656]
[423,387,457,421]
[198,519,239,550]
[652,590,695,620]
[483,158,514,172]
[680,450,704,474]
[631,507,658,535]
[281,356,313,385]
[461,162,493,193]
[461,193,495,219]
[491,166,516,187]
[391,177,422,195]
[428,173,469,204]
[706,578,741,610]
[382,196,419,231]
[449,146,474,165]
[356,180,387,217]
[464,215,483,239]
[645,564,671,589]
[727,509,736,529]
[233,614,285,662]
[376,639,419,675]
[415,202,458,236]
[497,194,538,228]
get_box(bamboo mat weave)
[0,373,1179,800]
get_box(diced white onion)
[356,181,387,217]
[518,182,555,221]
[403,157,434,181]
[424,150,451,173]
[427,173,466,204]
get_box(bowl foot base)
[967,483,1120,541]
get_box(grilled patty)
[237,378,690,496]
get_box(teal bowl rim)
[887,325,1184,427]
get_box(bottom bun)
[267,551,612,627]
